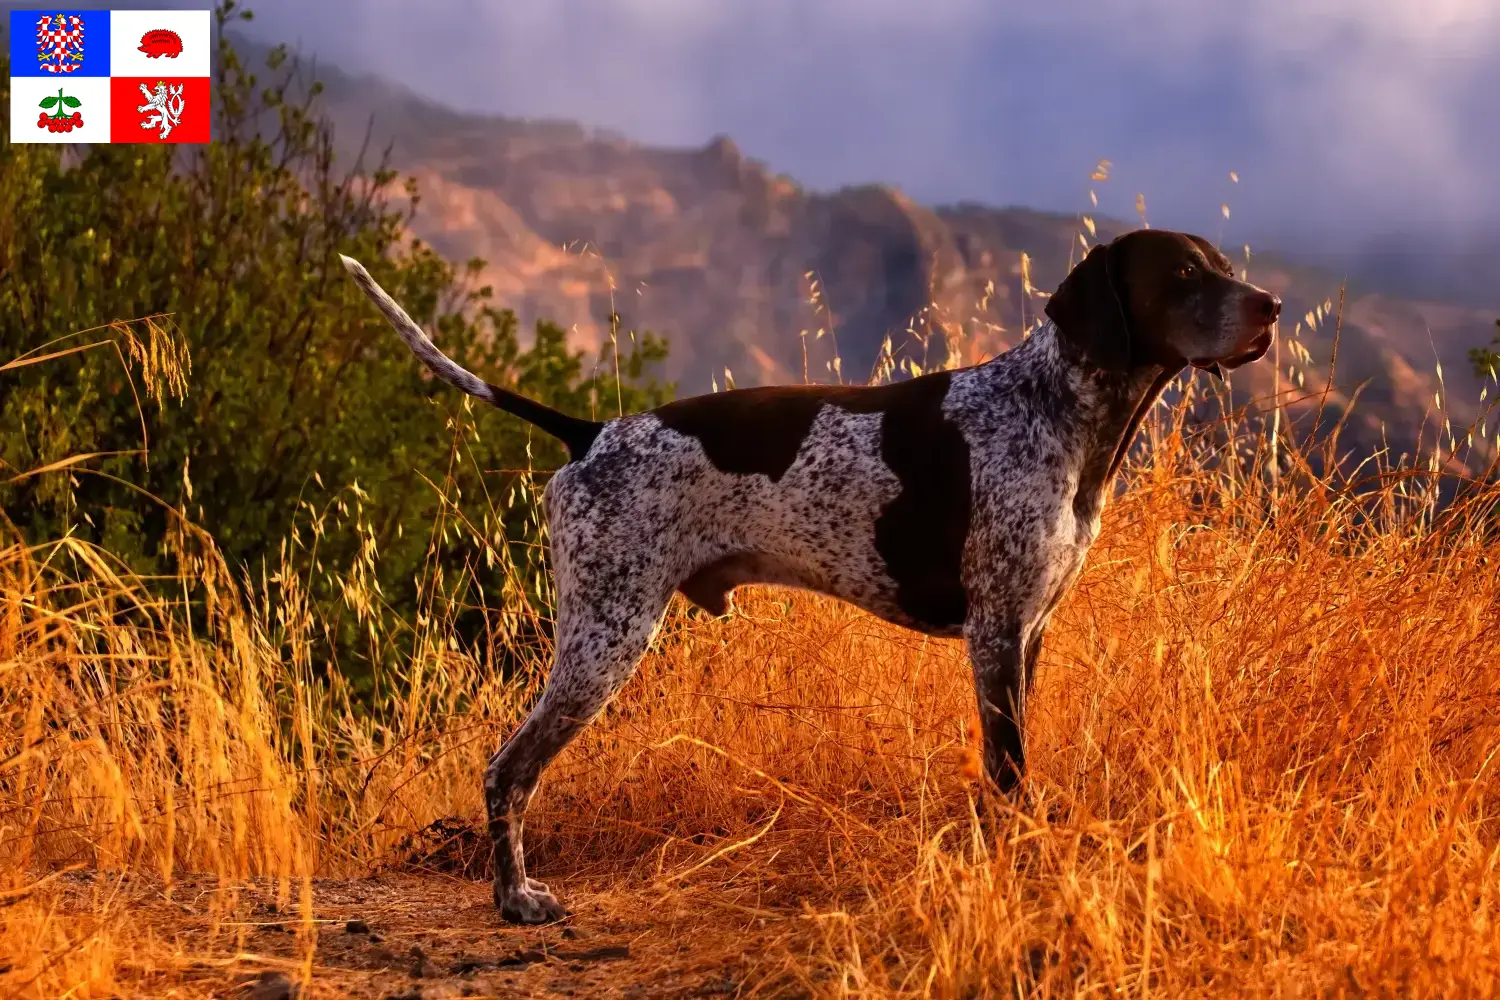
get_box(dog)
[340,227,1279,923]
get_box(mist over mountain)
[239,0,1500,310]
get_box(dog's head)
[1044,229,1279,379]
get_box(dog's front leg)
[965,616,1042,794]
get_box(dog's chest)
[959,427,1102,611]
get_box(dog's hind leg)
[483,556,676,924]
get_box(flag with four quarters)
[9,9,211,144]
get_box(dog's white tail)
[340,254,603,459]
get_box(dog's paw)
[495,879,567,925]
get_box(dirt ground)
[39,870,800,999]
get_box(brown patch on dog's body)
[656,371,970,631]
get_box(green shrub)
[0,5,671,681]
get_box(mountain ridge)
[254,39,1496,463]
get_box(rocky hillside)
[290,48,1497,463]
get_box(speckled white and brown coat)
[340,228,1280,923]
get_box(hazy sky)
[237,1,1500,255]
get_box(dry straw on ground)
[3,296,1499,999]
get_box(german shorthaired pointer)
[341,228,1279,923]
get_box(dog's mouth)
[1190,326,1275,374]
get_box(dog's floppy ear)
[1044,241,1131,371]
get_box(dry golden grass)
[4,309,1500,998]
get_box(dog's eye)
[1178,263,1198,279]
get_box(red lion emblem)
[138,29,183,59]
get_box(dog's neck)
[1011,324,1182,523]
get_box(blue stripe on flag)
[10,9,112,78]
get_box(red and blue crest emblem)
[35,13,85,74]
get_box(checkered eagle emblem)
[35,13,85,74]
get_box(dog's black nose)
[1244,291,1281,325]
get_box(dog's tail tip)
[338,253,367,277]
